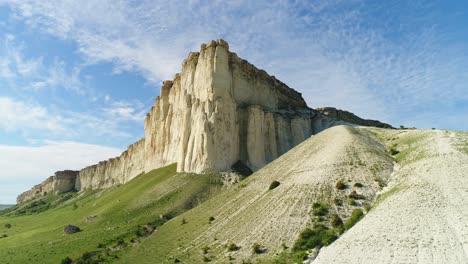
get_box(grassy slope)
[121,126,394,264]
[0,164,224,264]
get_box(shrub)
[334,198,343,206]
[336,179,346,190]
[292,225,337,251]
[348,199,357,206]
[61,257,73,264]
[4,223,11,229]
[362,202,372,212]
[348,191,364,200]
[269,181,280,190]
[252,243,264,254]
[330,214,343,228]
[227,243,239,252]
[209,216,215,222]
[374,177,386,188]
[344,209,364,230]
[312,203,329,216]
[202,246,210,254]
[181,218,187,225]
[354,182,363,188]
[389,147,400,156]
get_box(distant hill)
[0,205,14,210]
[315,107,394,129]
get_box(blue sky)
[0,0,467,203]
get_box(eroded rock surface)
[17,39,390,204]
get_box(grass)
[344,209,364,230]
[292,224,338,251]
[0,164,225,264]
[312,203,329,216]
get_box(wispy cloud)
[0,97,65,132]
[103,100,147,122]
[1,0,467,130]
[0,34,85,93]
[0,96,146,140]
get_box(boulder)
[63,225,81,235]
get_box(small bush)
[336,179,346,190]
[312,203,329,216]
[292,225,337,251]
[334,198,343,206]
[181,218,187,225]
[362,202,372,212]
[252,243,264,254]
[354,182,363,188]
[348,199,357,206]
[4,223,11,229]
[344,209,364,230]
[202,246,210,254]
[330,214,343,228]
[348,191,364,200]
[389,147,400,156]
[61,257,73,264]
[227,243,239,252]
[269,181,280,190]
[209,216,215,222]
[374,177,386,188]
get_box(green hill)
[2,126,466,263]
[0,164,224,263]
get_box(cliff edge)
[17,39,390,204]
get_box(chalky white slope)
[314,129,468,264]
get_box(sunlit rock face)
[143,39,340,173]
[17,39,347,203]
[17,170,79,203]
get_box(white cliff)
[17,39,347,204]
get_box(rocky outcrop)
[17,39,387,204]
[142,39,342,173]
[17,170,78,203]
[315,107,394,129]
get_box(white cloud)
[103,100,146,122]
[2,0,467,130]
[0,34,84,93]
[0,96,144,139]
[0,141,122,203]
[0,97,65,132]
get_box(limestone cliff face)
[315,107,394,129]
[17,170,78,203]
[17,39,350,204]
[142,40,329,173]
[76,138,146,191]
